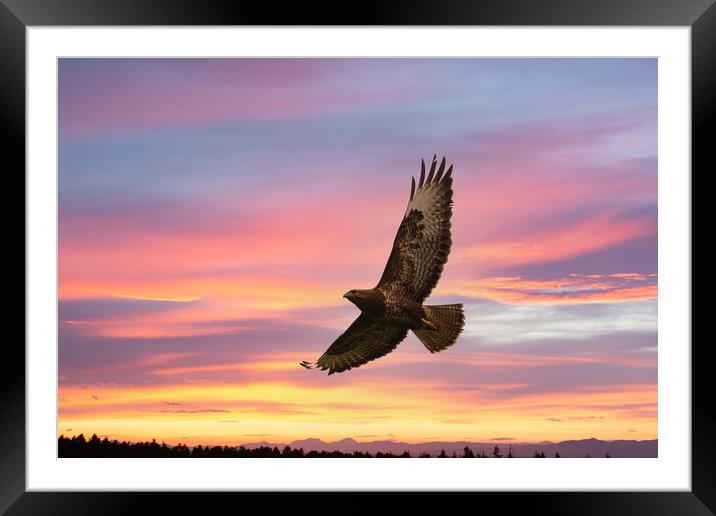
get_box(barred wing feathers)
[300,314,409,375]
[378,155,455,303]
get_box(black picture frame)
[4,0,709,513]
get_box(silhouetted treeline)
[59,434,413,458]
[58,434,563,458]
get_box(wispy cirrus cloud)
[463,273,657,304]
[59,59,426,139]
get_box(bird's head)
[343,289,369,308]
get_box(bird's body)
[347,286,429,330]
[301,156,465,374]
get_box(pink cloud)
[463,273,657,304]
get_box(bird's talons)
[421,317,438,330]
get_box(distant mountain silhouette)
[59,434,657,458]
[242,436,656,458]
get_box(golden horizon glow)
[58,379,657,446]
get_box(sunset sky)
[58,58,657,446]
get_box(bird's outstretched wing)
[377,155,454,303]
[300,313,409,375]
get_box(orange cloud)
[58,276,349,338]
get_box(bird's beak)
[343,292,350,299]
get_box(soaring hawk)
[300,155,465,375]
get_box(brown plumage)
[300,155,465,375]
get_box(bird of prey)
[300,155,464,375]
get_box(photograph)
[7,5,706,509]
[57,57,659,460]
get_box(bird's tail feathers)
[413,304,465,353]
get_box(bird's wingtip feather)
[435,157,446,183]
[426,156,437,184]
[444,164,454,180]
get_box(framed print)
[5,0,710,513]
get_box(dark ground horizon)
[57,433,658,458]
